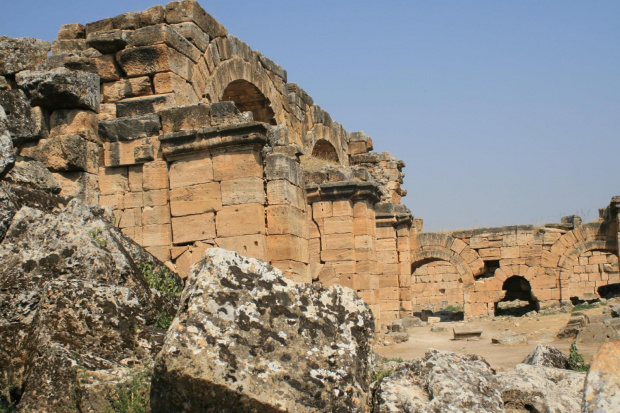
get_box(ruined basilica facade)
[2,0,618,326]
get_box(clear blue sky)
[2,1,618,231]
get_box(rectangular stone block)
[323,216,353,235]
[50,109,98,142]
[354,235,374,250]
[146,246,170,262]
[323,233,354,250]
[264,153,300,185]
[267,180,305,210]
[128,165,143,192]
[376,226,396,239]
[128,24,201,62]
[102,77,153,103]
[212,150,262,181]
[121,226,142,245]
[321,249,354,262]
[117,44,192,79]
[143,189,169,207]
[267,235,308,262]
[119,208,141,229]
[142,223,172,247]
[99,166,128,195]
[221,177,265,206]
[170,182,221,216]
[216,203,265,237]
[169,152,214,188]
[142,205,171,226]
[123,191,143,209]
[312,201,332,219]
[142,161,169,190]
[332,200,353,217]
[172,212,215,244]
[266,205,307,238]
[271,260,310,283]
[217,234,267,261]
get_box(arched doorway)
[221,79,276,125]
[411,259,465,314]
[311,139,339,163]
[495,276,538,316]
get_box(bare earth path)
[376,307,606,371]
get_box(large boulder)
[16,67,100,111]
[522,344,570,369]
[0,36,51,75]
[371,350,504,413]
[0,183,182,411]
[151,248,375,412]
[497,364,585,412]
[0,104,13,177]
[3,158,61,193]
[583,340,620,412]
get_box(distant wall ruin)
[1,0,618,327]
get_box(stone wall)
[1,0,618,327]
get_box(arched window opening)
[311,139,339,163]
[411,258,464,320]
[495,276,538,316]
[221,79,276,125]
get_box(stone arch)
[221,79,276,124]
[206,57,286,125]
[495,275,538,316]
[302,123,349,167]
[311,139,339,163]
[550,222,619,301]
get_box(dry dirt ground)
[376,306,609,372]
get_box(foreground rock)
[151,248,375,412]
[583,340,620,412]
[0,178,181,411]
[371,349,585,413]
[497,364,584,412]
[522,344,570,369]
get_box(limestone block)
[376,238,397,251]
[165,0,227,38]
[104,140,145,167]
[100,192,124,210]
[378,249,398,264]
[142,205,171,226]
[353,217,376,236]
[146,246,171,263]
[266,180,305,209]
[140,5,166,26]
[126,165,142,191]
[142,223,172,247]
[501,246,520,259]
[153,71,191,97]
[53,171,99,205]
[170,182,222,216]
[102,77,153,103]
[123,191,144,209]
[0,36,51,75]
[323,216,353,235]
[170,22,209,52]
[119,208,141,229]
[0,89,38,141]
[332,200,353,217]
[352,201,370,218]
[144,189,169,207]
[266,205,307,238]
[216,234,267,261]
[212,150,262,181]
[160,103,211,133]
[117,44,192,79]
[16,68,100,112]
[172,212,215,244]
[128,24,201,63]
[321,249,354,262]
[142,161,169,190]
[354,235,374,250]
[98,103,116,121]
[271,260,310,284]
[376,226,396,240]
[323,233,354,250]
[86,30,128,54]
[169,153,214,188]
[121,226,142,245]
[330,261,356,275]
[115,93,176,118]
[50,109,99,143]
[99,166,128,194]
[267,234,309,262]
[57,24,86,40]
[32,135,99,173]
[264,153,300,185]
[216,203,265,237]
[312,201,332,219]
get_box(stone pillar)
[306,181,382,322]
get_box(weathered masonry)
[1,0,618,326]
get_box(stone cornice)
[305,181,382,204]
[159,122,269,160]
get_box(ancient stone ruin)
[1,0,618,332]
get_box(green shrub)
[155,312,174,330]
[568,342,590,372]
[572,303,599,312]
[103,371,150,413]
[88,228,107,248]
[139,262,181,299]
[440,305,462,312]
[371,369,393,382]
